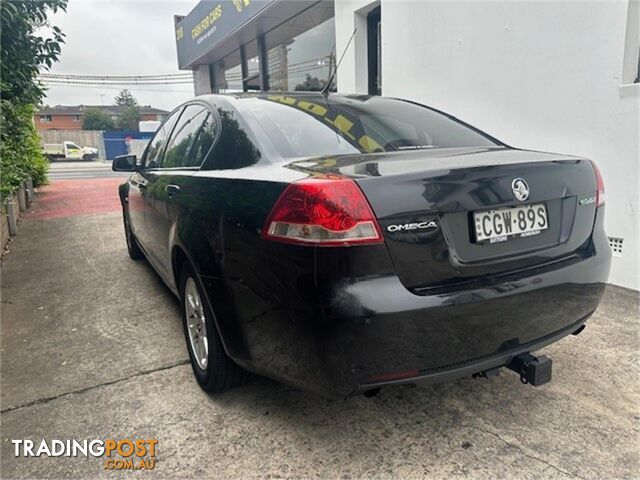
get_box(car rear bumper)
[319,247,609,397]
[227,210,611,398]
[354,312,590,393]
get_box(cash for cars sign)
[175,0,276,70]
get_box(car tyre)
[123,209,144,260]
[179,262,248,393]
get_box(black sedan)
[113,93,611,397]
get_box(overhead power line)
[40,83,195,94]
[40,56,332,89]
[41,79,194,86]
[39,72,194,81]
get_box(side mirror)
[112,154,137,172]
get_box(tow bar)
[506,353,553,386]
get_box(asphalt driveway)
[1,177,638,479]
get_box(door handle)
[131,179,146,189]
[165,184,181,195]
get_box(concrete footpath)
[1,178,638,479]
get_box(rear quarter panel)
[170,97,328,376]
[176,167,327,378]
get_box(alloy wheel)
[184,277,208,370]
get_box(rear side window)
[162,105,208,168]
[144,108,181,168]
[188,113,219,167]
[204,107,262,170]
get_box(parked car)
[138,120,161,133]
[43,141,98,161]
[113,93,611,397]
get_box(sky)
[42,0,198,111]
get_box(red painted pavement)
[26,178,124,221]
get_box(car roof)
[193,92,381,109]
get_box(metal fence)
[102,131,154,159]
[127,139,151,158]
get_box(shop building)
[174,0,639,290]
[174,0,337,94]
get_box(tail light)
[262,176,384,246]
[591,161,605,207]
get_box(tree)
[114,89,138,107]
[0,0,68,198]
[82,108,114,130]
[117,106,142,131]
[294,74,329,92]
[0,1,67,105]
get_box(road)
[0,177,638,479]
[47,159,128,180]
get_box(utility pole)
[326,53,336,90]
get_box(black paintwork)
[115,93,611,397]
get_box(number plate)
[474,203,548,244]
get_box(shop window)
[214,49,243,93]
[622,0,639,84]
[265,3,336,92]
[367,6,381,95]
[244,40,261,91]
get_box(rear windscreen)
[241,96,499,158]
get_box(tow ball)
[506,353,553,386]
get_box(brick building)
[35,105,169,131]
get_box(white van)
[43,141,99,161]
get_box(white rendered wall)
[335,0,639,290]
[193,64,212,95]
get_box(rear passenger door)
[143,103,216,280]
[129,107,182,251]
